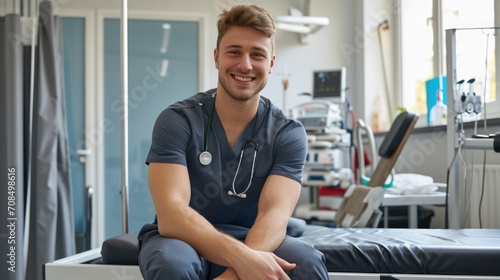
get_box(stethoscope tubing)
[200,92,266,198]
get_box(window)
[399,0,496,126]
[400,0,433,119]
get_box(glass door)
[103,18,199,238]
[61,16,89,252]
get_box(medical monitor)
[312,67,346,103]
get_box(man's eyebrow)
[224,44,242,49]
[224,44,268,52]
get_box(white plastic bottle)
[430,90,447,126]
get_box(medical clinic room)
[2,0,500,279]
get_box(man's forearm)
[158,203,249,268]
[244,210,288,252]
[244,175,301,253]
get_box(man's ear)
[269,54,276,74]
[214,48,219,69]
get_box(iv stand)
[445,27,499,229]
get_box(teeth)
[234,75,252,82]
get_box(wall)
[58,0,368,114]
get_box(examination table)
[44,222,500,280]
[44,117,500,279]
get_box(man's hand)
[231,248,296,280]
[214,250,295,280]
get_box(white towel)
[386,173,438,195]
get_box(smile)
[232,75,254,82]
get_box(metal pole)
[432,0,443,80]
[120,0,129,234]
[445,28,460,229]
[24,0,39,273]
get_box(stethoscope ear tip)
[228,191,247,199]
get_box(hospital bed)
[44,224,500,280]
[44,111,500,279]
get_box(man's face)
[214,26,275,102]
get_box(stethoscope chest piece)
[199,151,212,165]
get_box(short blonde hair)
[216,3,276,52]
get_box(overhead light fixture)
[275,7,329,44]
[160,23,171,53]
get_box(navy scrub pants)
[137,224,329,280]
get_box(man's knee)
[275,237,328,280]
[142,255,201,279]
[139,238,205,279]
[289,246,327,279]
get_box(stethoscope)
[199,93,259,199]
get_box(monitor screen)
[312,67,346,102]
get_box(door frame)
[95,9,208,244]
[58,7,206,247]
[58,8,99,248]
[95,9,207,246]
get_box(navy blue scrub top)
[146,89,307,229]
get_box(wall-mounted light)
[160,24,171,77]
[275,7,329,44]
[160,23,171,53]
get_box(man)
[138,3,328,280]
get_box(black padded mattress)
[101,226,500,276]
[298,226,500,276]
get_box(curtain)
[0,13,26,280]
[0,1,75,279]
[26,1,75,279]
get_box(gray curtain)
[26,1,75,279]
[0,13,26,280]
[0,1,75,279]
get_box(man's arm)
[246,175,301,251]
[149,163,295,279]
[215,175,301,279]
[149,162,246,265]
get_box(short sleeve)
[146,108,190,166]
[270,121,308,184]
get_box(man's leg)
[274,236,329,280]
[138,232,208,280]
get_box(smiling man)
[137,3,328,280]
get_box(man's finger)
[273,255,296,271]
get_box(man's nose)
[237,54,252,71]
